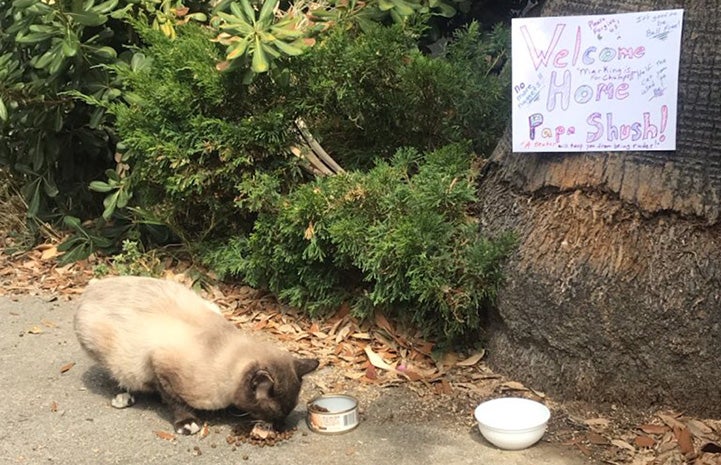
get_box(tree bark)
[480,0,721,415]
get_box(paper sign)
[511,9,684,152]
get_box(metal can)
[306,394,359,434]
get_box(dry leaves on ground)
[561,410,721,465]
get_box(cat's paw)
[174,418,201,435]
[111,392,135,409]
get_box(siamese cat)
[74,276,319,435]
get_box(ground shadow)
[467,423,498,448]
[79,364,307,432]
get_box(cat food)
[307,395,359,434]
[227,422,296,447]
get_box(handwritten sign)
[511,9,684,152]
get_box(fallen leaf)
[500,381,528,392]
[456,350,485,367]
[658,412,685,430]
[276,324,296,334]
[365,364,378,380]
[688,419,715,438]
[154,430,176,441]
[658,432,677,454]
[437,351,459,368]
[398,369,424,382]
[41,246,59,260]
[674,425,695,457]
[59,362,75,374]
[335,324,351,344]
[434,379,453,395]
[374,312,394,333]
[634,435,656,448]
[587,431,610,445]
[585,417,611,431]
[640,423,669,435]
[414,341,434,356]
[364,346,394,371]
[50,401,58,412]
[611,439,636,451]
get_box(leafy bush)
[102,20,508,242]
[0,0,208,242]
[106,23,309,243]
[288,21,509,169]
[0,0,127,221]
[203,143,516,343]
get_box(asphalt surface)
[0,294,589,465]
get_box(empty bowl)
[474,397,551,450]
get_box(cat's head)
[235,355,319,428]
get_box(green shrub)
[288,21,509,169]
[0,0,128,221]
[203,143,516,343]
[107,23,308,243]
[103,20,508,242]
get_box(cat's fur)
[74,276,319,434]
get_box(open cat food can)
[306,394,359,434]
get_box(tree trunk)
[479,0,721,415]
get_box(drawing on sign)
[511,9,684,152]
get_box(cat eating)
[74,276,319,434]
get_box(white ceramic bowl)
[474,397,551,450]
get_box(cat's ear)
[251,369,274,399]
[295,358,319,377]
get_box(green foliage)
[93,239,164,276]
[57,215,115,264]
[288,21,509,169]
[0,0,127,221]
[108,23,307,243]
[213,0,315,76]
[203,143,516,343]
[103,20,508,244]
[310,0,459,29]
[0,0,208,228]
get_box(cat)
[74,276,319,435]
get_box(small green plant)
[95,239,164,276]
[213,0,315,75]
[310,0,458,29]
[203,143,516,343]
